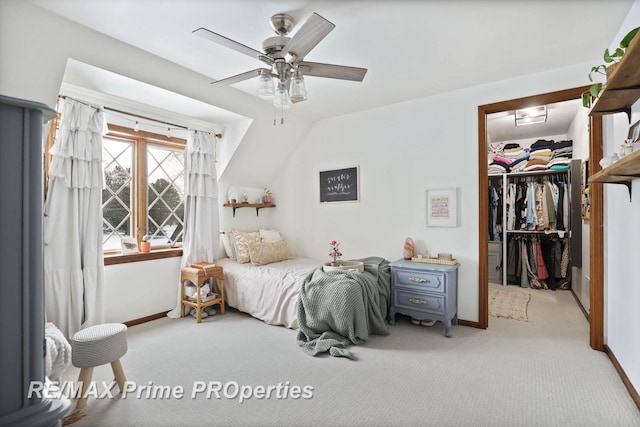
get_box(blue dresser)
[388,259,459,337]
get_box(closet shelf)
[223,203,275,217]
[589,30,640,119]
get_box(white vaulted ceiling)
[28,0,632,128]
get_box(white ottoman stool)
[70,323,128,409]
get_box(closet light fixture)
[515,105,547,126]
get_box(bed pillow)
[231,230,260,263]
[249,239,289,265]
[259,228,283,243]
[221,231,235,260]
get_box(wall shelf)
[589,148,640,199]
[223,203,275,217]
[589,31,640,120]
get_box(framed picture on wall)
[426,188,458,227]
[319,166,359,203]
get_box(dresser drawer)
[394,269,446,292]
[393,288,445,317]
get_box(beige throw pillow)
[231,230,260,263]
[249,240,289,265]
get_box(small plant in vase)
[262,187,273,204]
[584,27,639,107]
[140,235,151,253]
[329,240,343,266]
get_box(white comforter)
[217,257,323,329]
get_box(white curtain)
[167,130,219,318]
[44,98,106,338]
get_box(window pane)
[103,138,133,252]
[147,144,184,247]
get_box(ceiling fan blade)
[281,13,335,63]
[298,61,367,82]
[193,27,263,59]
[210,68,271,86]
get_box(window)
[102,124,186,253]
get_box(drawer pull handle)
[408,297,427,305]
[409,277,428,283]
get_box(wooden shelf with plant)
[588,27,640,117]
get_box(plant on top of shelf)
[140,235,151,253]
[262,187,273,204]
[584,27,640,107]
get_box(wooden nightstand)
[180,266,225,323]
[388,259,459,337]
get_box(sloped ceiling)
[29,0,633,130]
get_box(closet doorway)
[477,86,605,351]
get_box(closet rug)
[489,288,531,321]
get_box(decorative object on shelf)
[403,237,415,260]
[585,26,639,108]
[581,159,590,221]
[140,235,151,253]
[437,253,453,261]
[262,187,273,204]
[628,119,640,146]
[319,166,359,203]
[328,240,342,266]
[241,193,249,203]
[230,198,237,204]
[120,237,139,254]
[426,188,458,227]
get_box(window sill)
[104,248,183,266]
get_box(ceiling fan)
[193,12,367,104]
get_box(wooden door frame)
[477,86,604,351]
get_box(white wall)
[104,257,182,323]
[274,63,598,323]
[600,0,640,395]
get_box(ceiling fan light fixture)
[289,68,307,102]
[273,82,292,109]
[515,105,547,126]
[257,70,275,100]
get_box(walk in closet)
[488,141,582,289]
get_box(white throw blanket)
[45,322,72,381]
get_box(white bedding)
[217,257,323,329]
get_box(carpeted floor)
[58,283,640,427]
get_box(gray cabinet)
[0,96,70,427]
[488,241,502,284]
[388,259,459,337]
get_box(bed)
[218,229,391,357]
[216,256,322,329]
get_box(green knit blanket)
[296,256,390,359]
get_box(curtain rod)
[58,95,222,139]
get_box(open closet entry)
[477,86,606,351]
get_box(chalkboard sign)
[319,166,359,203]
